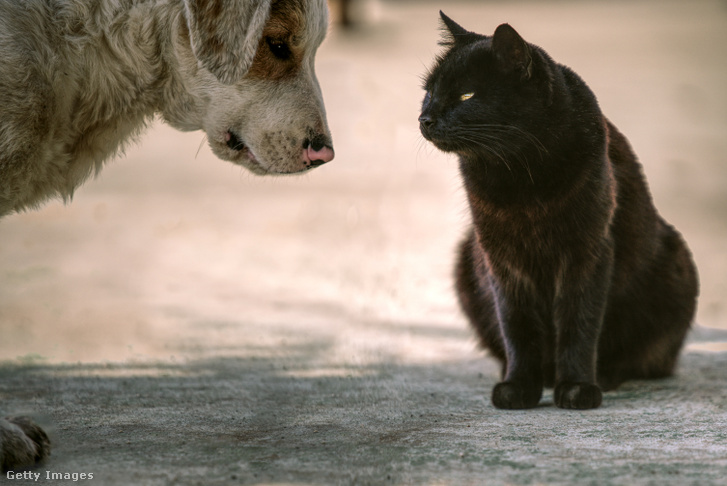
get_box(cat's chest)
[472,203,585,296]
[469,194,607,263]
[473,199,562,239]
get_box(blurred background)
[1,0,726,365]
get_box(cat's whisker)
[515,153,535,184]
[459,125,548,172]
[415,135,436,161]
[460,123,549,159]
[459,132,535,183]
[456,135,513,172]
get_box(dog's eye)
[460,92,475,101]
[266,38,291,60]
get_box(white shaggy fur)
[0,0,333,470]
[0,0,334,217]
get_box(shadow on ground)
[3,327,727,485]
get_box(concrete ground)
[2,0,727,484]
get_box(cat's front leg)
[492,381,543,410]
[553,250,613,410]
[490,287,547,409]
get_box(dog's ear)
[183,0,272,84]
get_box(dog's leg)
[0,416,50,472]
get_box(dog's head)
[176,0,334,175]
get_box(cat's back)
[601,119,694,293]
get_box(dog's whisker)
[196,135,208,159]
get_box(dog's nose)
[306,145,334,167]
[304,135,334,167]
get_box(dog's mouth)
[223,129,268,174]
[225,129,247,152]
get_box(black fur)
[420,12,699,410]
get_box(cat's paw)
[554,382,602,409]
[1,416,51,472]
[491,382,542,409]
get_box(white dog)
[0,0,333,470]
[0,0,334,216]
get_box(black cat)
[419,12,699,410]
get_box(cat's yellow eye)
[460,92,475,101]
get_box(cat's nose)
[418,114,434,128]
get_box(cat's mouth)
[420,120,482,156]
[420,117,453,151]
[420,127,460,154]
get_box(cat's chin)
[427,138,464,155]
[438,145,477,159]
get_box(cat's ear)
[439,11,479,47]
[492,23,533,81]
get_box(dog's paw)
[1,416,51,472]
[554,382,602,409]
[491,381,542,409]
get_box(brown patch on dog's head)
[246,0,307,80]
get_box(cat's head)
[419,13,556,159]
